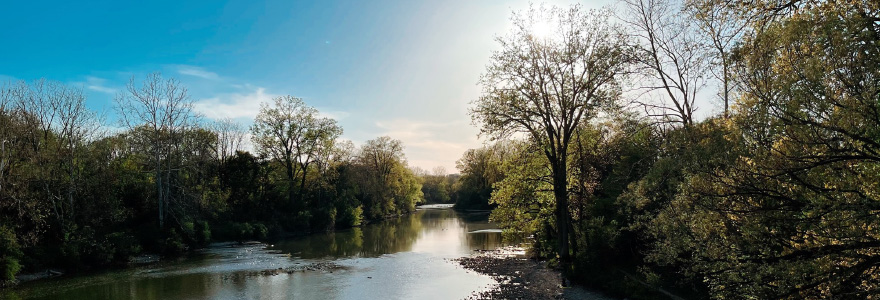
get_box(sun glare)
[531,19,554,40]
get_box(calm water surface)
[7,205,505,300]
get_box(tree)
[356,136,422,218]
[419,166,454,204]
[251,95,342,205]
[638,2,880,298]
[116,72,199,228]
[454,143,510,210]
[621,0,709,128]
[471,4,629,263]
[688,0,749,117]
[211,117,245,165]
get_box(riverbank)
[455,249,616,300]
[7,207,503,299]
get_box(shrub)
[107,232,142,264]
[0,226,22,282]
[194,221,211,246]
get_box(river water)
[7,204,506,300]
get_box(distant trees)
[418,167,456,204]
[453,143,509,210]
[471,4,629,263]
[211,117,246,165]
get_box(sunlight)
[530,19,554,41]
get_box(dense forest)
[455,0,880,299]
[0,74,426,284]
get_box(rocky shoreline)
[455,249,616,300]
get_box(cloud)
[176,65,220,80]
[193,87,279,120]
[317,109,351,120]
[85,76,116,94]
[193,87,351,123]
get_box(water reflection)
[269,211,423,259]
[10,206,506,300]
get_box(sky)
[0,0,617,173]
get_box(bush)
[233,223,254,242]
[0,226,22,282]
[107,232,141,264]
[252,224,268,240]
[337,205,362,228]
[161,229,186,255]
[311,207,335,231]
[194,221,211,246]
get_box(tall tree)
[622,0,709,128]
[471,4,629,263]
[688,0,749,117]
[356,136,422,218]
[115,72,198,228]
[211,117,245,166]
[251,96,342,205]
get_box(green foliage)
[337,205,363,228]
[471,1,880,299]
[453,144,508,210]
[160,229,186,255]
[355,136,424,219]
[638,4,880,298]
[106,232,141,264]
[489,140,555,252]
[420,172,455,204]
[251,95,342,206]
[194,221,211,247]
[0,76,427,281]
[0,226,22,282]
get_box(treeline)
[463,0,880,299]
[0,74,423,283]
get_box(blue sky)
[0,0,610,172]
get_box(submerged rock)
[226,262,347,280]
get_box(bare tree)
[622,0,710,128]
[471,4,629,264]
[431,166,447,177]
[688,0,749,116]
[116,72,198,228]
[211,117,245,165]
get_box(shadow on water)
[7,205,508,300]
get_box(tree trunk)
[285,159,296,206]
[157,165,163,228]
[552,157,571,265]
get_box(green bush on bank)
[0,226,22,283]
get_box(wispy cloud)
[194,85,351,123]
[318,110,351,120]
[84,76,117,94]
[176,65,220,80]
[193,87,278,120]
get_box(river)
[6,204,506,300]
